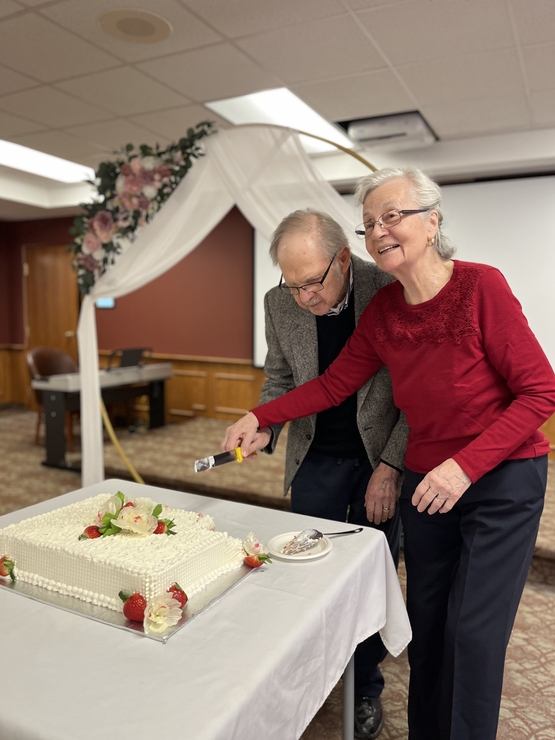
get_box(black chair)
[26,346,79,451]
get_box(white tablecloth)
[0,479,411,740]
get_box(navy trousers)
[291,449,401,699]
[400,456,547,740]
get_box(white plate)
[267,531,333,561]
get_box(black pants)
[400,456,547,740]
[291,449,401,699]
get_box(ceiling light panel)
[0,140,94,183]
[206,88,354,154]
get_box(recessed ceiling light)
[0,140,94,183]
[98,9,173,44]
[205,89,354,155]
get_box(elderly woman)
[222,167,555,740]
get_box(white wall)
[442,176,555,369]
[253,175,555,370]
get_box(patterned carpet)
[1,406,555,739]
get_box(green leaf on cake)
[152,504,163,518]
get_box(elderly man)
[241,210,408,739]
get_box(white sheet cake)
[0,494,245,611]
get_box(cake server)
[281,527,363,555]
[194,447,244,473]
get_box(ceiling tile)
[0,86,113,127]
[522,44,555,92]
[293,70,415,122]
[399,49,525,107]
[0,13,120,81]
[0,0,22,18]
[236,14,385,83]
[345,0,409,9]
[0,65,39,95]
[0,108,46,137]
[56,67,189,116]
[182,0,345,38]
[356,0,514,65]
[39,0,222,63]
[422,94,531,139]
[66,118,171,151]
[137,43,278,102]
[133,105,231,141]
[14,0,65,5]
[8,129,110,164]
[530,90,555,126]
[511,0,555,45]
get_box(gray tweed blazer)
[260,254,409,494]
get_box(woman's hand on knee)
[412,459,472,514]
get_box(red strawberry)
[154,518,176,535]
[167,583,188,608]
[244,553,272,568]
[0,556,15,582]
[119,591,147,622]
[78,526,102,540]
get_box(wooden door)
[25,244,79,361]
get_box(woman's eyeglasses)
[355,208,432,238]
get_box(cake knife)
[194,447,244,473]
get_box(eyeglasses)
[355,208,432,239]
[279,255,336,295]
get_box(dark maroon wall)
[95,207,254,359]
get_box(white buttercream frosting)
[0,495,244,612]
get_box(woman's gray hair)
[354,167,455,259]
[269,209,348,265]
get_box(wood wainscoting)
[0,349,10,403]
[0,347,30,407]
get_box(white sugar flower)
[133,497,157,515]
[243,531,268,556]
[112,506,157,535]
[97,495,124,523]
[143,593,183,635]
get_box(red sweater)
[253,261,555,482]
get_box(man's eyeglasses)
[355,208,432,239]
[279,255,336,295]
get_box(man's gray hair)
[354,167,455,260]
[269,209,349,265]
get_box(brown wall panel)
[0,217,74,346]
[0,349,10,402]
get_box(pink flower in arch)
[90,211,116,244]
[82,233,101,254]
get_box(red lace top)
[253,261,555,482]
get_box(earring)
[427,236,435,247]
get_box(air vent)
[98,9,173,44]
[338,111,438,151]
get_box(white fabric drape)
[78,125,370,485]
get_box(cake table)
[0,479,411,740]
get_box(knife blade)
[194,447,243,473]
